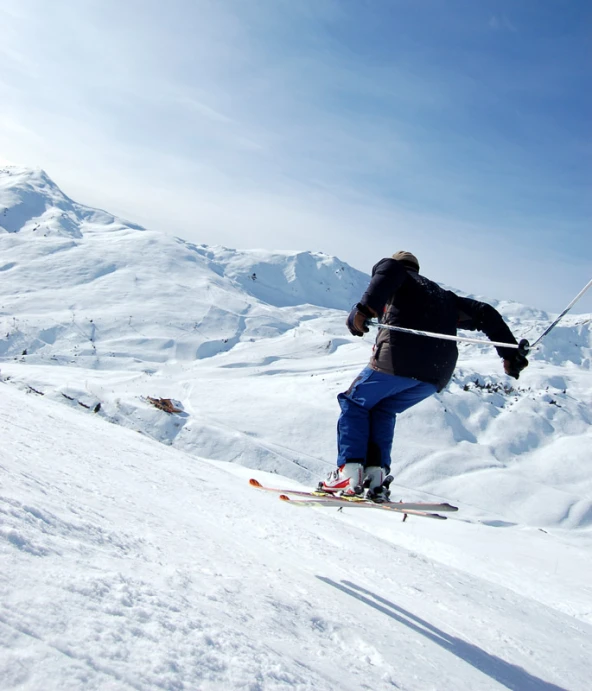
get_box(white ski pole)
[528,277,592,349]
[370,322,523,350]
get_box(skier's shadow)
[316,577,566,691]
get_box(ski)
[278,494,448,520]
[249,477,331,498]
[249,478,458,514]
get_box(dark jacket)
[360,258,517,391]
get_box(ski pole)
[528,277,592,349]
[369,322,525,350]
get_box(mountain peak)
[0,165,143,237]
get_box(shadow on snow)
[316,577,566,691]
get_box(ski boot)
[364,466,393,503]
[319,462,364,496]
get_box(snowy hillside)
[2,382,591,691]
[1,165,592,689]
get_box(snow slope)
[2,383,591,691]
[1,165,592,689]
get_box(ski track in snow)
[1,166,592,690]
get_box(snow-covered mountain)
[0,166,369,369]
[1,164,591,527]
[1,166,591,689]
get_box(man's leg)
[368,377,437,470]
[336,367,400,465]
[324,367,397,494]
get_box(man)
[321,251,528,501]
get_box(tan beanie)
[392,251,420,271]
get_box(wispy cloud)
[489,14,518,32]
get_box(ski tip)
[278,494,291,501]
[249,478,262,488]
[442,503,459,512]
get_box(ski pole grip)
[518,338,530,355]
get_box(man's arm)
[345,258,408,336]
[456,295,528,378]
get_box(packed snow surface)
[1,166,591,690]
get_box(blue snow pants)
[337,367,437,469]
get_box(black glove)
[504,351,529,379]
[346,303,374,337]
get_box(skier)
[321,251,529,501]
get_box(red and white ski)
[249,478,457,520]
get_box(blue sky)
[1,0,590,312]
